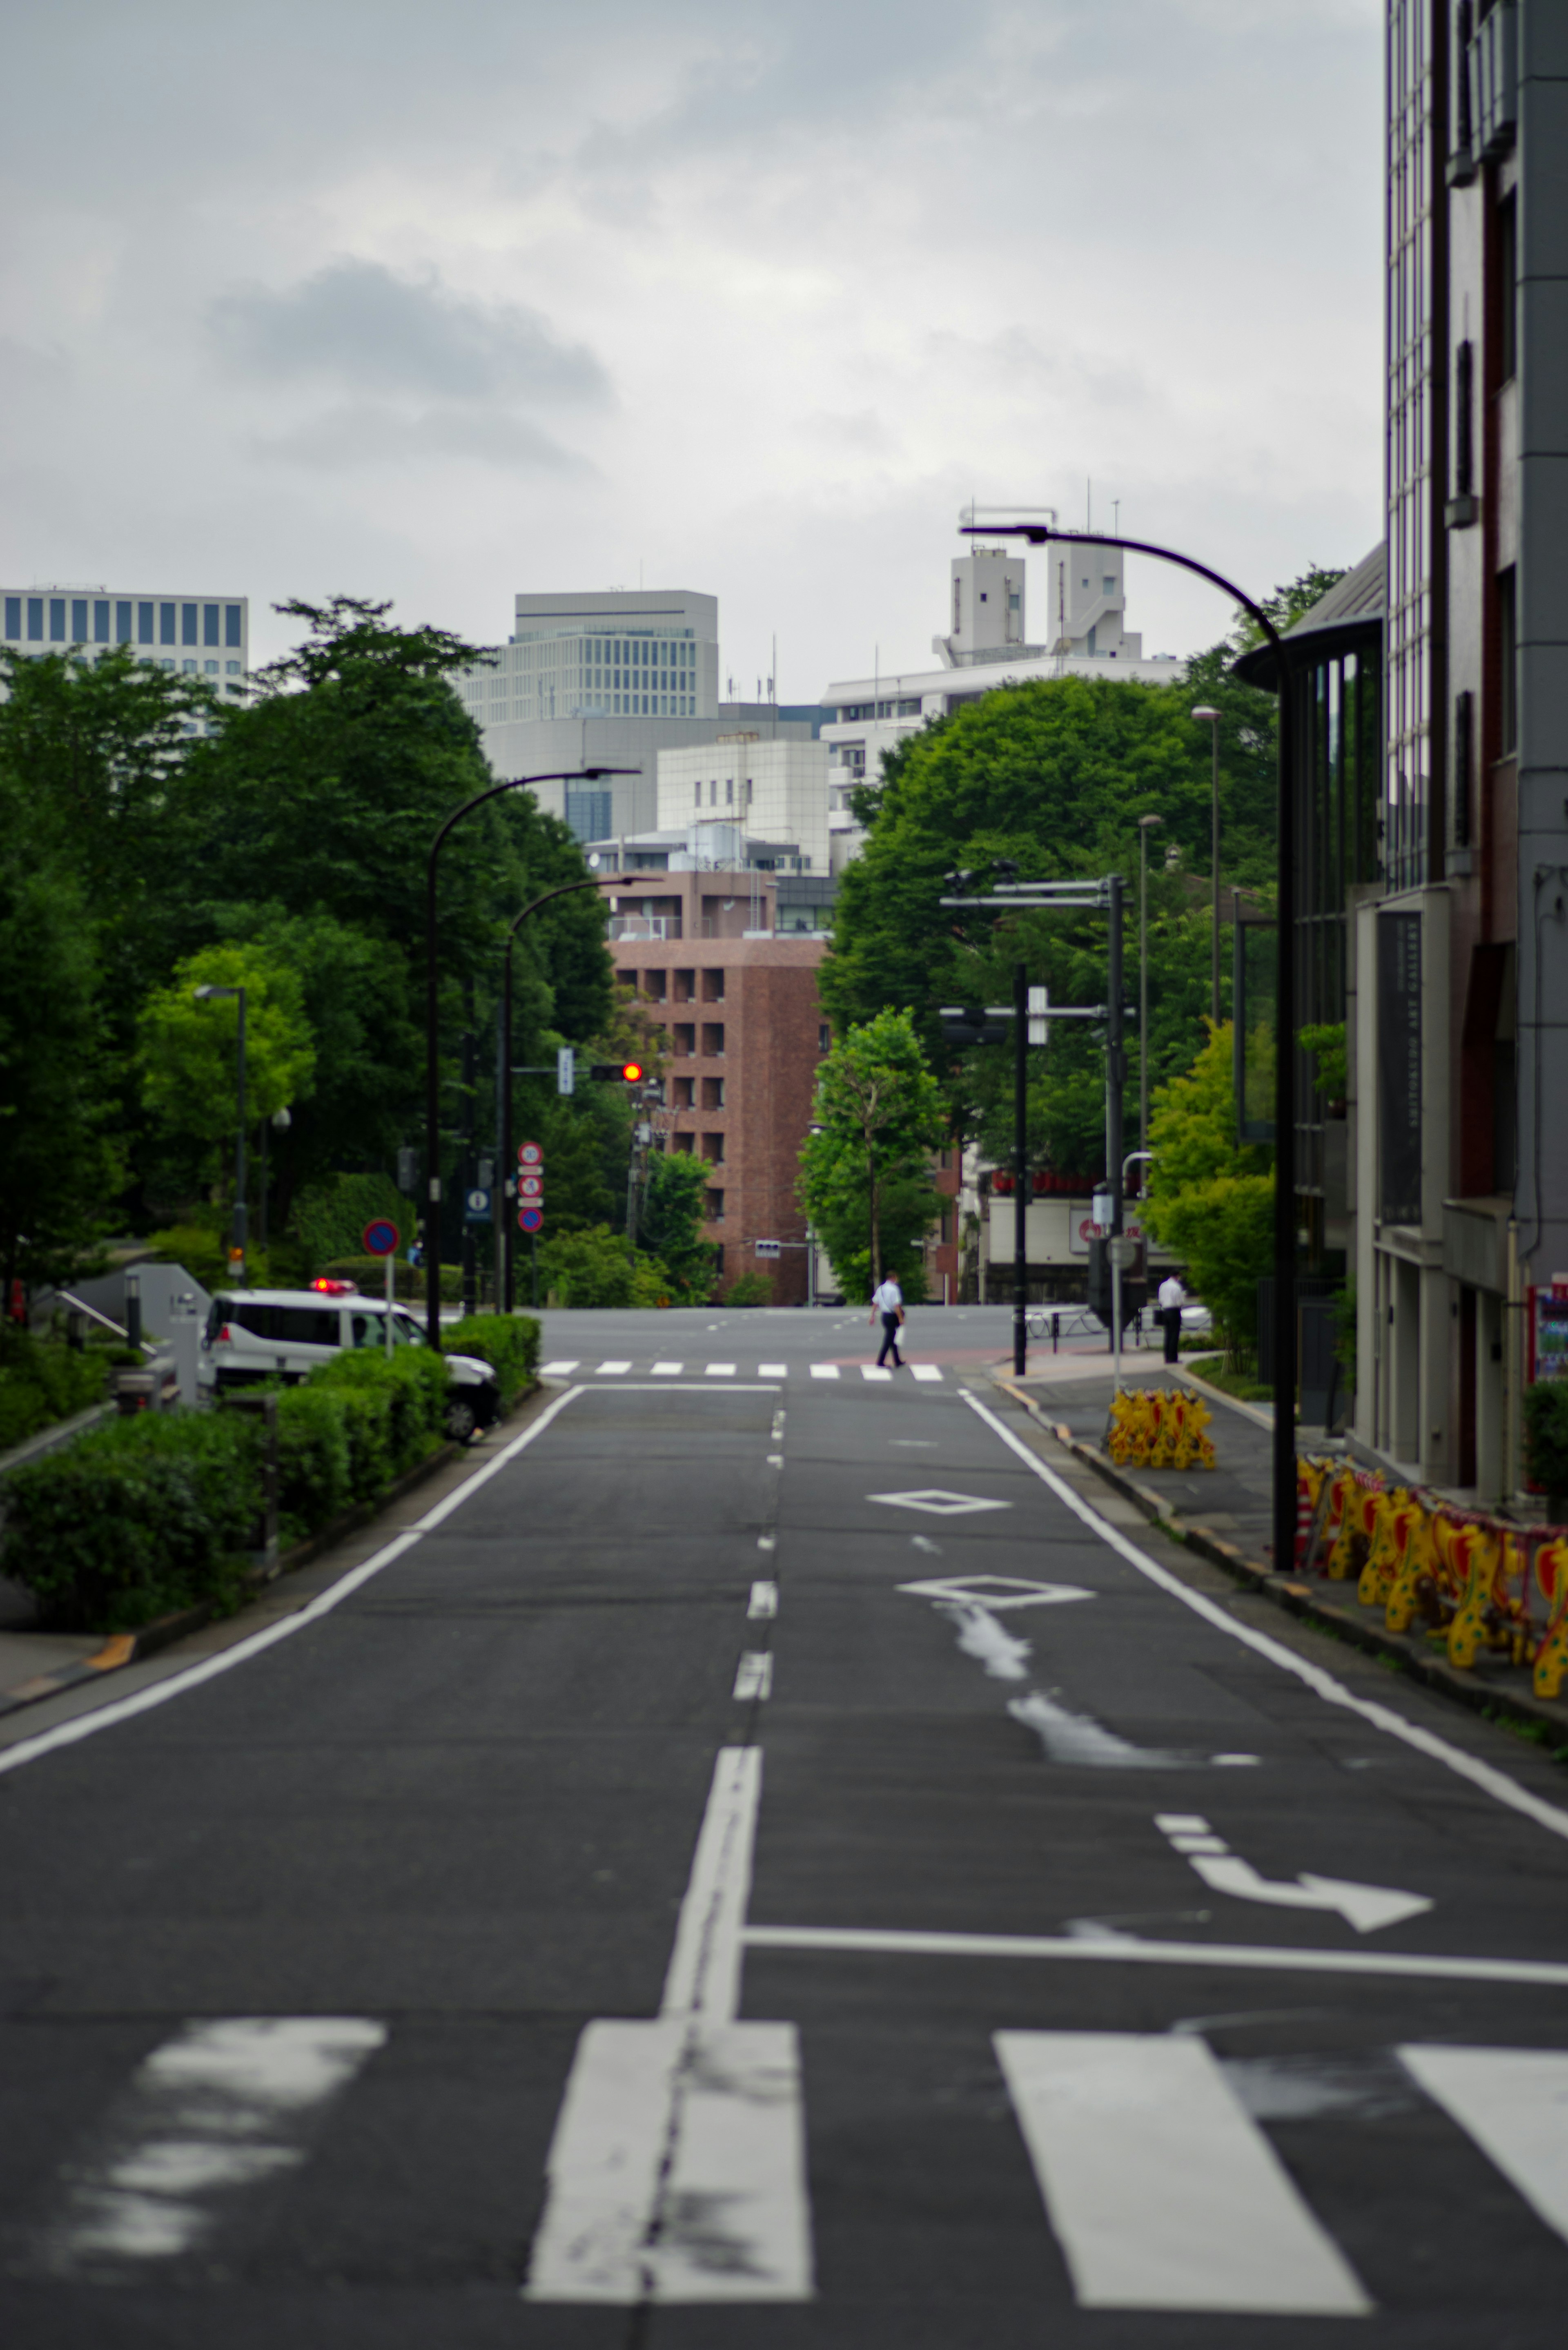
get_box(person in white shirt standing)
[869,1273,905,1368]
[1157,1271,1187,1365]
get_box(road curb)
[0,1381,544,1722]
[994,1377,1568,1758]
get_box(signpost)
[362,1218,400,1358]
[518,1143,544,1304]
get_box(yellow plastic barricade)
[1106,1388,1215,1470]
[1532,1536,1568,1700]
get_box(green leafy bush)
[724,1271,773,1307]
[0,1333,111,1451]
[444,1313,540,1397]
[540,1225,673,1308]
[294,1173,417,1273]
[272,1382,354,1539]
[0,1410,258,1630]
[1524,1382,1568,1510]
[320,1255,461,1302]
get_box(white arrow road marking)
[995,2031,1371,2315]
[1398,2046,1568,2250]
[526,1749,813,2305]
[868,1489,1011,1516]
[1154,1815,1432,1935]
[1011,1692,1195,1769]
[898,1574,1093,1610]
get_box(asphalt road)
[4,1315,1568,2345]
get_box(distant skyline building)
[820,542,1183,864]
[0,584,250,734]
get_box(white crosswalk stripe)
[539,1361,579,1376]
[995,2031,1371,2314]
[759,1362,788,1377]
[651,1360,683,1374]
[911,1363,943,1382]
[705,1362,737,1376]
[861,1365,893,1381]
[594,1360,632,1375]
[810,1364,840,1379]
[1399,2045,1568,2250]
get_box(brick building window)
[674,1076,695,1108]
[701,1023,725,1057]
[674,1024,695,1057]
[617,969,637,990]
[674,968,695,1002]
[642,970,667,1001]
[701,1076,725,1110]
[673,1132,694,1153]
[702,1133,725,1164]
[702,969,725,1001]
[706,1187,725,1220]
[818,1024,831,1053]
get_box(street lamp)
[193,984,247,1284]
[961,516,1298,1583]
[1136,813,1162,1165]
[1191,705,1223,1029]
[425,769,634,1348]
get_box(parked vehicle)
[200,1281,500,1443]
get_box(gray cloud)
[252,404,593,473]
[209,259,611,406]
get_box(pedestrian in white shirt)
[1157,1272,1187,1365]
[869,1274,905,1368]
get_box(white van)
[200,1282,501,1442]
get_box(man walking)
[870,1271,905,1368]
[1157,1269,1187,1366]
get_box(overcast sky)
[1,0,1383,698]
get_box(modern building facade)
[601,865,829,1303]
[0,585,250,731]
[820,544,1183,865]
[656,736,831,876]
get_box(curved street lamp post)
[425,770,633,1348]
[962,520,1297,1579]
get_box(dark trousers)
[1162,1308,1181,1365]
[877,1312,903,1367]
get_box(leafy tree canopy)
[799,1009,946,1295]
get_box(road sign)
[518,1141,543,1167]
[557,1048,575,1097]
[519,1174,543,1201]
[465,1187,492,1222]
[1027,985,1049,1046]
[362,1218,400,1257]
[754,1239,782,1258]
[519,1206,544,1234]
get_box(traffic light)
[588,1060,646,1082]
[938,1005,1010,1049]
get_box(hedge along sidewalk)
[0,1368,550,1727]
[994,1373,1568,1754]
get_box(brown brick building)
[603,867,829,1304]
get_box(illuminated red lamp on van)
[310,1278,358,1295]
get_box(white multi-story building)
[657,736,830,877]
[0,585,250,732]
[820,542,1183,867]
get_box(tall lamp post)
[1191,705,1223,1029]
[499,871,623,1313]
[1137,812,1162,1164]
[426,768,634,1348]
[962,517,1298,1581]
[193,983,247,1284]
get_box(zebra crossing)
[29,2010,1568,2313]
[537,1358,947,1382]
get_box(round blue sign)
[518,1206,544,1234]
[362,1217,400,1257]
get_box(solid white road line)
[538,1361,579,1376]
[0,1388,587,1779]
[759,1363,788,1378]
[995,2031,1370,2314]
[733,1652,774,1702]
[748,1581,779,1619]
[962,1389,1568,1851]
[741,1921,1568,1989]
[40,2018,386,2275]
[595,1360,632,1375]
[527,1748,813,2304]
[809,1364,840,1379]
[1399,2045,1568,2249]
[910,1364,943,1382]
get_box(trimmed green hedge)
[0,1345,470,1631]
[444,1313,540,1399]
[0,1334,111,1451]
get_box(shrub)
[1524,1382,1568,1511]
[444,1313,540,1397]
[0,1333,109,1451]
[272,1382,354,1541]
[321,1256,461,1302]
[294,1173,417,1273]
[0,1410,258,1631]
[305,1349,448,1503]
[725,1271,773,1307]
[541,1225,674,1309]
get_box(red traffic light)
[588,1060,646,1082]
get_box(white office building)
[820,542,1183,867]
[1,585,250,732]
[657,736,830,878]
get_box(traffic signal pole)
[1013,961,1028,1376]
[1107,875,1125,1371]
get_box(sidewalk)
[997,1360,1568,1752]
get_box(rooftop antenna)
[1113,499,1120,537]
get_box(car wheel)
[445,1395,479,1445]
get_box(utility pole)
[1107,875,1125,1368]
[1013,961,1028,1376]
[1138,814,1163,1161]
[461,1028,476,1320]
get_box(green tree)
[800,1010,946,1295]
[1139,1022,1274,1357]
[139,943,316,1176]
[638,1151,719,1302]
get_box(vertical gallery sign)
[1379,911,1423,1226]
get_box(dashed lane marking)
[733,1652,773,1701]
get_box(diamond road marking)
[868,1489,1012,1517]
[811,1364,840,1379]
[898,1573,1093,1609]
